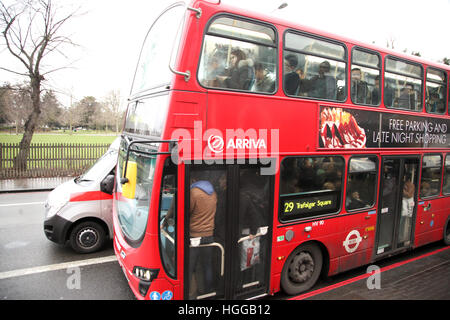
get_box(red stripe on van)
[70,191,113,202]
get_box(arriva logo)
[207,135,268,153]
[225,138,267,150]
[207,135,225,153]
[170,121,279,175]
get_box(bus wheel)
[444,218,450,246]
[69,221,106,254]
[281,243,323,295]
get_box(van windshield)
[77,151,116,183]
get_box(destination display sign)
[280,192,338,220]
[319,106,450,149]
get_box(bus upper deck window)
[131,4,185,95]
[351,49,381,106]
[283,32,347,102]
[384,57,423,111]
[425,68,447,114]
[198,16,277,94]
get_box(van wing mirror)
[101,174,115,195]
[122,161,137,199]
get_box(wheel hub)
[78,228,98,248]
[288,252,315,283]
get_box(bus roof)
[195,0,449,71]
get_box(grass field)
[0,133,118,145]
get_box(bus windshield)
[131,3,185,95]
[115,142,157,243]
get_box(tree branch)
[0,66,29,76]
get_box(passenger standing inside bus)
[204,55,224,87]
[252,62,275,93]
[284,54,300,95]
[238,169,269,288]
[397,83,416,109]
[400,175,415,244]
[223,49,255,90]
[371,75,380,105]
[306,60,337,100]
[351,68,369,104]
[188,173,217,299]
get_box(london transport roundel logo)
[343,230,362,253]
[207,135,224,153]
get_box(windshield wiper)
[74,176,93,184]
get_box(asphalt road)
[0,191,447,301]
[0,191,134,300]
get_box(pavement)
[0,177,72,193]
[290,244,450,300]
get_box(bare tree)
[104,90,123,133]
[0,0,78,170]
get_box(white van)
[44,138,119,253]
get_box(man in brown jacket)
[189,180,217,238]
[189,175,217,298]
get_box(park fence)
[0,143,110,179]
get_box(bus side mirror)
[122,161,137,199]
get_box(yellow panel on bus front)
[122,161,137,199]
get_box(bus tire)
[69,221,106,254]
[281,242,323,295]
[444,217,450,246]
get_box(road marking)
[0,255,117,280]
[0,202,45,207]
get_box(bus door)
[185,163,273,300]
[375,157,419,256]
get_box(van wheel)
[69,221,106,254]
[444,218,450,246]
[281,243,323,295]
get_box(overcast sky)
[1,0,449,109]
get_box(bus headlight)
[133,266,159,282]
[133,267,160,297]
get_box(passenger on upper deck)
[396,83,416,110]
[252,62,275,93]
[284,54,300,95]
[303,60,337,100]
[222,49,255,90]
[351,68,369,104]
[203,54,225,87]
[371,75,380,105]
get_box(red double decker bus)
[113,0,450,300]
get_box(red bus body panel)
[113,0,450,300]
